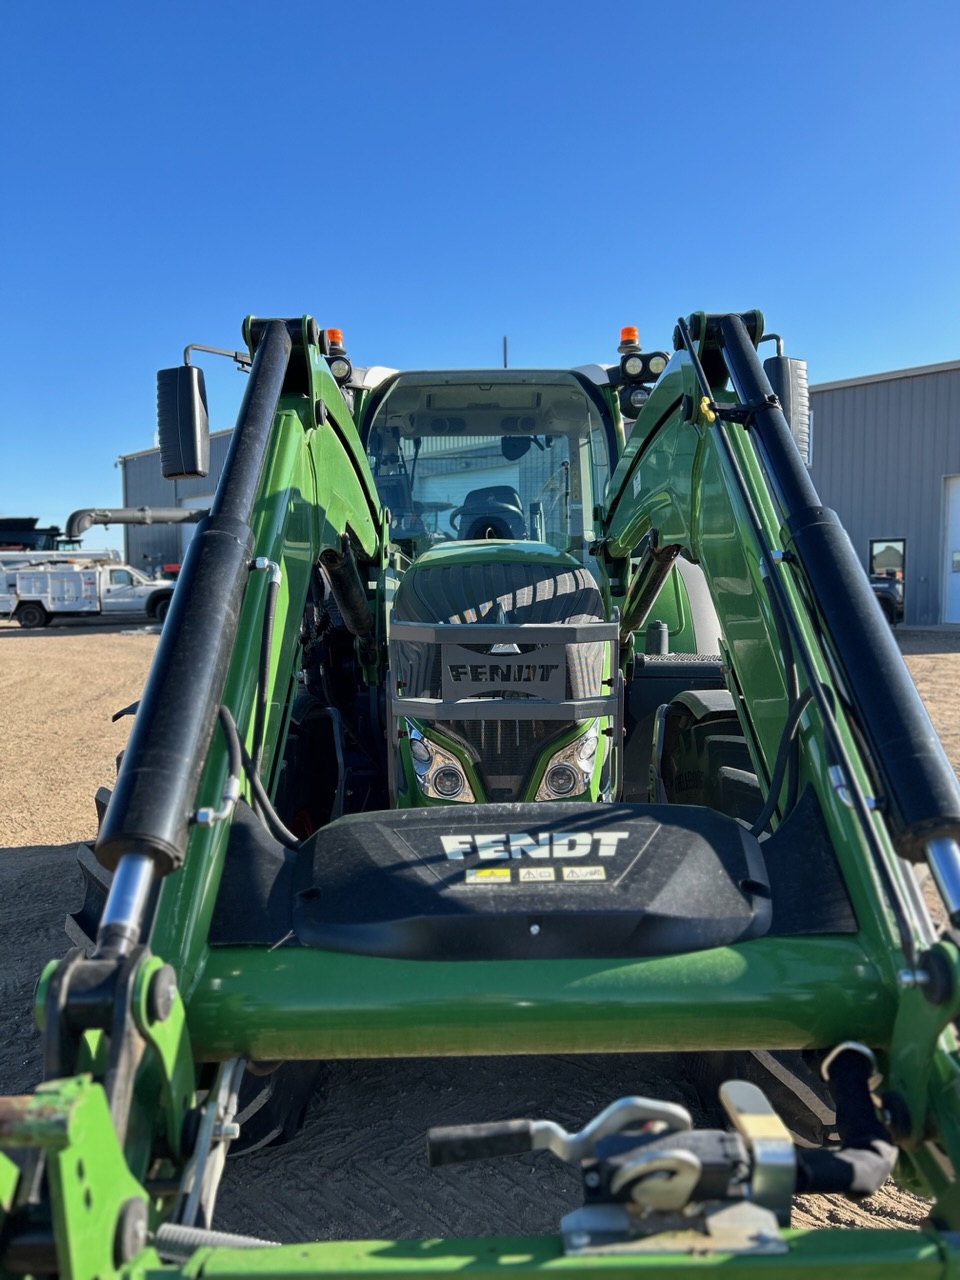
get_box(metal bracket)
[560,1199,786,1257]
[132,956,196,1161]
[194,774,241,827]
[172,1057,246,1229]
[887,938,960,1150]
[699,394,782,428]
[0,1078,150,1279]
[720,1080,795,1225]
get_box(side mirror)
[764,356,810,466]
[156,366,210,478]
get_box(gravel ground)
[2,618,959,1238]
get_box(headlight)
[544,763,579,796]
[404,722,475,803]
[647,354,667,376]
[534,722,603,802]
[433,766,466,798]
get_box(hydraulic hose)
[217,705,243,781]
[252,570,280,777]
[218,705,300,850]
[748,687,815,837]
[761,570,801,813]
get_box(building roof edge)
[811,360,960,393]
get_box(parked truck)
[0,559,174,628]
[870,571,905,625]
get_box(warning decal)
[562,866,607,882]
[465,867,512,886]
[518,867,556,883]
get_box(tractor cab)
[358,370,623,808]
[360,369,617,566]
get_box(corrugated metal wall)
[120,431,233,572]
[809,367,960,624]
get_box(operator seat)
[455,485,525,540]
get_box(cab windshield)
[361,371,614,557]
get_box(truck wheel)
[878,597,895,626]
[16,603,48,629]
[154,596,171,624]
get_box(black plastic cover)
[293,801,771,961]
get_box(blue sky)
[2,0,957,552]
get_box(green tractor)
[5,311,960,1278]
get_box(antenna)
[503,336,508,369]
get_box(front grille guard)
[387,617,621,804]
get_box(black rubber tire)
[228,1062,325,1157]
[878,597,895,626]
[154,596,172,624]
[16,602,48,629]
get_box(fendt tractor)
[5,311,960,1278]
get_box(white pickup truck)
[0,561,174,629]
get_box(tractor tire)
[689,1050,837,1148]
[16,602,48,629]
[228,1061,325,1157]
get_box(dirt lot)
[2,620,959,1239]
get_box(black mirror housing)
[501,436,531,462]
[156,366,210,478]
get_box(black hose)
[748,687,815,837]
[762,572,801,813]
[252,575,279,777]
[218,706,300,850]
[243,750,301,850]
[217,705,243,781]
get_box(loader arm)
[102,318,385,992]
[602,312,960,873]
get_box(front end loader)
[5,311,960,1278]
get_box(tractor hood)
[391,541,603,628]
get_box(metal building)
[809,360,960,625]
[119,359,960,625]
[119,431,233,574]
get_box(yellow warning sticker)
[562,866,607,882]
[519,867,556,883]
[465,867,512,885]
